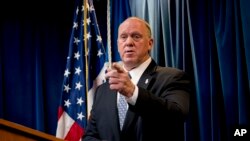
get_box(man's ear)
[148,38,154,50]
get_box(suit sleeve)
[133,68,191,120]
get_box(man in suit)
[83,17,191,141]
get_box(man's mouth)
[125,50,133,53]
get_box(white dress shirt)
[117,57,152,107]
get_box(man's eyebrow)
[131,32,142,35]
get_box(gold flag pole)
[83,0,89,117]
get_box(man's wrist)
[126,85,138,105]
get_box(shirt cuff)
[126,85,138,105]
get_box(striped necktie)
[117,94,127,130]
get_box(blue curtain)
[110,0,131,62]
[0,0,249,140]
[129,0,250,141]
[0,0,75,135]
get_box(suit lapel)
[121,59,157,132]
[137,59,157,89]
[137,73,153,90]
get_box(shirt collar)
[124,57,152,84]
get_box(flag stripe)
[65,122,84,141]
[56,111,75,138]
[57,106,64,119]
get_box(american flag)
[56,0,107,140]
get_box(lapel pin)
[145,79,149,84]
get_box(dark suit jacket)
[83,59,191,141]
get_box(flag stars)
[77,97,84,106]
[74,37,81,45]
[75,67,82,75]
[74,51,81,60]
[97,49,103,57]
[77,112,85,121]
[76,7,79,15]
[75,82,83,90]
[73,22,78,29]
[96,35,102,43]
[82,3,89,11]
[82,17,91,26]
[85,32,92,40]
[87,17,91,25]
[64,99,71,108]
[64,69,71,77]
[64,84,71,93]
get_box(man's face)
[117,19,153,70]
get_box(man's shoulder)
[155,65,185,75]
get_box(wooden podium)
[0,119,64,141]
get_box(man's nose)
[125,36,134,46]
